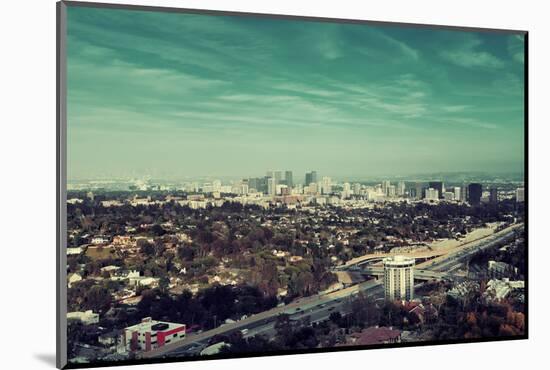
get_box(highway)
[139,222,522,359]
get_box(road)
[140,222,522,359]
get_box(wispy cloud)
[440,37,504,68]
[508,34,525,64]
[442,117,498,130]
[441,105,470,113]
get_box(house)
[100,265,121,274]
[289,256,303,263]
[484,278,525,301]
[98,330,121,347]
[91,237,109,245]
[346,326,401,346]
[407,303,437,324]
[67,310,99,325]
[68,273,82,288]
[67,246,84,255]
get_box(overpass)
[338,249,447,270]
[338,223,523,270]
[356,266,449,281]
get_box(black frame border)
[56,1,529,369]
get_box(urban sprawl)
[66,170,526,364]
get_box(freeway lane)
[167,283,385,358]
[417,225,523,272]
[140,278,383,359]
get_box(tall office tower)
[248,178,259,192]
[383,256,415,301]
[467,183,483,205]
[268,171,283,186]
[382,180,391,196]
[342,182,351,199]
[274,171,282,185]
[266,171,281,186]
[397,181,406,196]
[239,183,249,195]
[429,181,444,199]
[415,182,425,200]
[489,187,498,204]
[322,177,332,195]
[213,179,222,193]
[308,182,318,195]
[425,188,439,201]
[462,184,469,203]
[516,187,525,202]
[443,191,455,201]
[453,186,461,202]
[388,185,396,197]
[353,183,362,196]
[258,177,268,194]
[285,170,293,188]
[267,177,276,196]
[305,171,318,185]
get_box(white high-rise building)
[383,255,415,301]
[267,177,276,196]
[453,187,461,201]
[382,181,391,196]
[388,185,396,198]
[307,182,318,195]
[397,181,406,196]
[322,177,332,195]
[342,182,351,199]
[213,180,222,192]
[424,188,439,201]
[353,183,362,196]
[516,187,525,202]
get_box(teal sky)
[66,6,525,180]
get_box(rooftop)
[125,317,185,333]
[351,326,401,346]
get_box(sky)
[66,5,525,181]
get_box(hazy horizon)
[67,7,525,180]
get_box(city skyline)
[67,7,525,180]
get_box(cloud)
[442,117,497,130]
[440,37,504,68]
[378,31,420,61]
[508,34,525,64]
[272,82,340,97]
[441,105,470,113]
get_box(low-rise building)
[68,273,82,288]
[123,317,186,353]
[345,326,401,346]
[67,246,84,255]
[67,310,99,325]
[485,278,524,301]
[488,260,517,278]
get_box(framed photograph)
[56,1,527,368]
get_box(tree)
[83,285,112,313]
[138,239,155,256]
